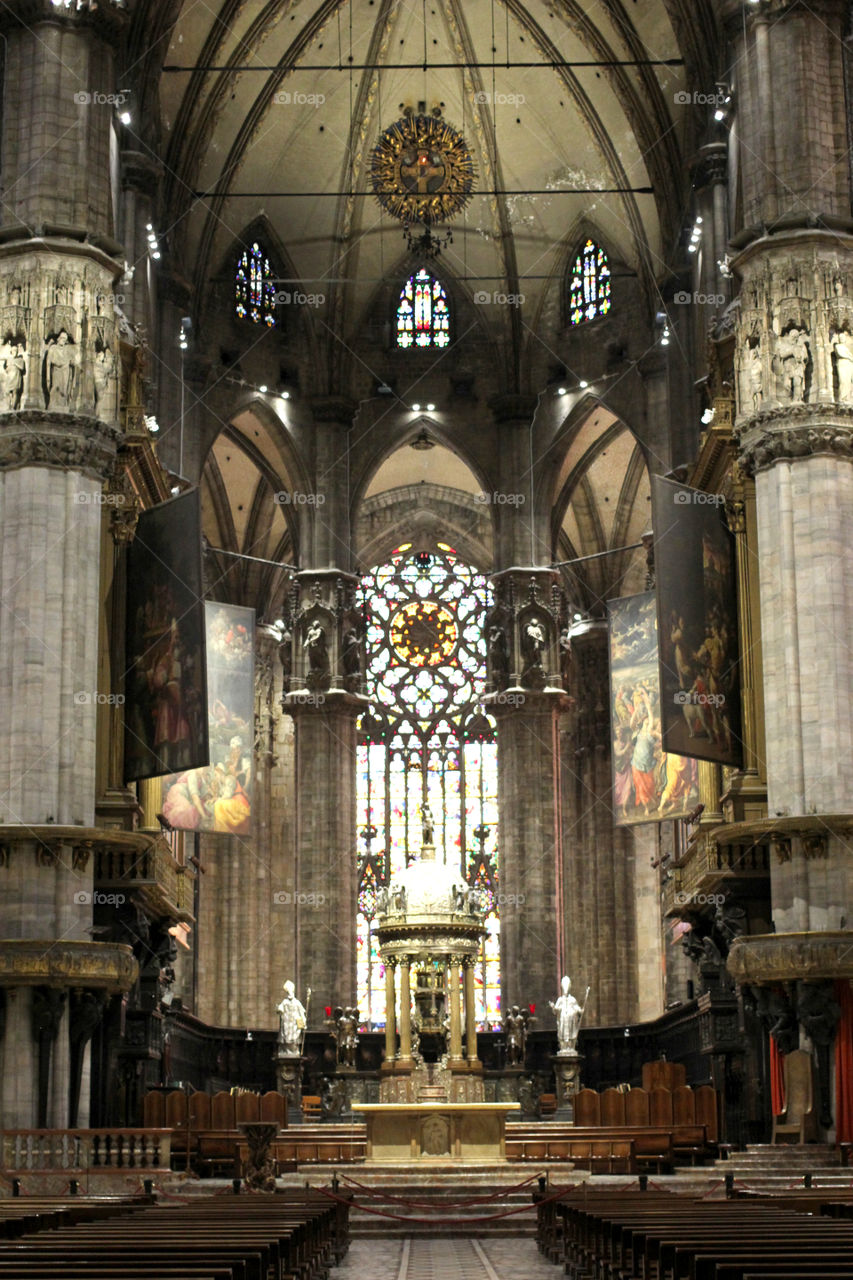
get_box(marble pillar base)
[552,1051,583,1120]
[275,1053,304,1120]
[448,1060,485,1102]
[379,1059,416,1102]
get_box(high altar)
[376,817,488,1104]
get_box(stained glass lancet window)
[356,545,500,1029]
[396,269,450,348]
[569,239,611,326]
[235,242,276,326]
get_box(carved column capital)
[737,413,853,474]
[0,413,120,480]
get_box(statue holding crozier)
[549,976,590,1118]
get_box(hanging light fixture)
[369,108,477,258]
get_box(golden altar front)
[352,1102,521,1162]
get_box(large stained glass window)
[357,545,500,1029]
[569,239,611,326]
[235,242,276,326]
[396,269,450,348]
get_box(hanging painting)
[652,476,743,767]
[607,591,700,826]
[160,602,255,835]
[124,490,208,783]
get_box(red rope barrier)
[310,1180,572,1225]
[333,1169,542,1208]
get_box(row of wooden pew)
[506,1123,714,1171]
[537,1185,853,1278]
[0,1191,349,1280]
[573,1084,719,1142]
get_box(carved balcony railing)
[95,835,194,922]
[1,1129,171,1171]
[664,825,771,916]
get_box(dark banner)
[652,476,743,767]
[608,591,700,826]
[160,603,255,835]
[124,490,208,782]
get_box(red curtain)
[769,1035,785,1117]
[834,979,853,1144]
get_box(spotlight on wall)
[411,402,421,411]
[557,386,568,396]
[426,402,436,411]
[179,316,191,351]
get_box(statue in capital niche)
[831,330,853,402]
[276,979,307,1055]
[44,329,78,409]
[550,975,587,1054]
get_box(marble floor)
[330,1237,559,1279]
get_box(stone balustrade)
[1,1128,171,1171]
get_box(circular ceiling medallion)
[369,113,476,226]
[390,601,458,666]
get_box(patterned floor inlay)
[329,1237,559,1279]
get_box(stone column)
[721,1,853,1131]
[384,962,397,1061]
[560,622,643,1026]
[0,0,133,1128]
[464,961,478,1062]
[280,398,365,1024]
[485,562,571,1020]
[398,959,413,1061]
[448,962,463,1061]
